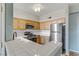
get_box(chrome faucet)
[13,32,17,40]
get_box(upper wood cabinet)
[13,18,40,30]
[40,17,65,30]
[34,22,40,30]
[13,18,19,30]
[13,18,26,30]
[40,22,45,30]
[13,17,65,30]
[51,17,65,24]
[18,19,26,30]
[40,21,52,30]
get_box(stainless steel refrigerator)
[49,23,65,52]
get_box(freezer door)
[50,23,63,32]
[50,23,63,42]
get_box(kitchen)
[13,4,65,44]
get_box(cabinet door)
[36,35,41,44]
[13,18,26,30]
[18,20,26,30]
[40,22,45,30]
[40,21,52,30]
[34,22,40,30]
[26,20,32,25]
[44,21,52,30]
[13,19,19,30]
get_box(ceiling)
[69,4,79,13]
[13,3,66,17]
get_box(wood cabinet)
[13,17,65,30]
[34,22,40,30]
[40,21,52,30]
[13,18,40,30]
[40,17,65,30]
[13,18,26,30]
[13,18,19,30]
[36,35,41,44]
[36,35,50,44]
[18,20,26,30]
[51,17,65,24]
[40,22,45,30]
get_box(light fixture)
[33,4,43,12]
[34,7,40,12]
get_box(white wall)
[39,8,66,22]
[69,4,79,52]
[13,8,38,21]
[69,13,79,52]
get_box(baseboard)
[70,49,79,54]
[70,49,79,56]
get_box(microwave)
[25,25,34,29]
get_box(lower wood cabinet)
[36,35,41,44]
[36,35,50,44]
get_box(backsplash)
[13,30,40,37]
[13,30,50,37]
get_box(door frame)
[65,4,69,55]
[1,3,6,56]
